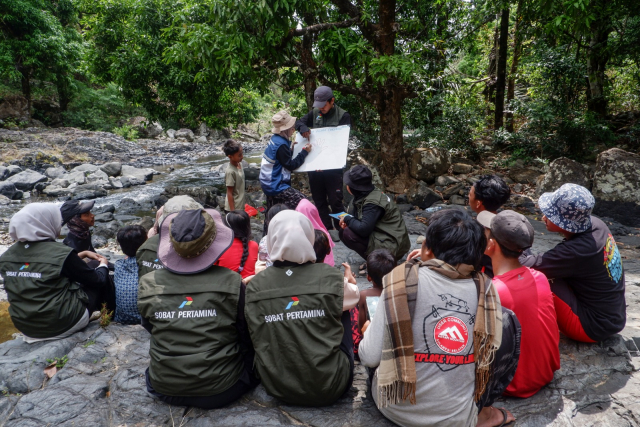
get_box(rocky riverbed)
[2,126,640,425]
[1,215,640,426]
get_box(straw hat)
[271,110,296,133]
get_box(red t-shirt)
[216,238,258,279]
[493,266,560,398]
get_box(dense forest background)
[2,0,639,185]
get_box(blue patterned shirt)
[114,257,141,325]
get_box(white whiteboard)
[292,125,350,172]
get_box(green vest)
[245,263,350,406]
[137,266,245,396]
[0,241,87,338]
[136,234,163,279]
[348,188,411,261]
[310,105,347,128]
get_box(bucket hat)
[343,165,375,192]
[271,110,297,134]
[538,183,594,233]
[158,209,233,274]
[61,200,95,225]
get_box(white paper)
[291,125,350,172]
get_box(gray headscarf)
[279,126,295,141]
[267,210,316,264]
[9,203,62,242]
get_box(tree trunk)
[55,74,72,113]
[377,86,408,193]
[586,20,610,116]
[19,68,32,121]
[494,8,510,130]
[484,20,500,120]
[506,0,524,132]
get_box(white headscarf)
[267,210,316,264]
[9,203,62,242]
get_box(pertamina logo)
[286,297,299,310]
[20,263,29,270]
[179,296,193,309]
[434,316,469,354]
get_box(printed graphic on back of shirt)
[419,293,475,372]
[604,234,623,283]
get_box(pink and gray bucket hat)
[158,208,233,274]
[538,183,595,233]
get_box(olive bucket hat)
[158,209,233,274]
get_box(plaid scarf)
[376,258,502,408]
[67,215,91,240]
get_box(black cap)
[61,200,95,225]
[344,165,375,192]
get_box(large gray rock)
[44,166,66,179]
[0,166,8,181]
[43,185,72,197]
[406,181,442,209]
[452,163,473,174]
[593,148,640,203]
[72,184,108,200]
[127,116,163,138]
[93,220,120,239]
[121,165,154,182]
[409,147,451,183]
[51,177,70,188]
[100,162,122,177]
[509,167,543,185]
[162,185,220,208]
[6,165,22,177]
[0,194,10,205]
[72,163,99,173]
[66,170,87,185]
[538,157,590,195]
[244,166,260,181]
[175,128,194,142]
[109,177,123,189]
[166,129,176,139]
[6,170,48,191]
[0,182,17,199]
[86,170,110,186]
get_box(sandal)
[496,407,516,427]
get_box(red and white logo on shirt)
[434,316,469,354]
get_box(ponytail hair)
[226,210,252,272]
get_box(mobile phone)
[365,296,380,321]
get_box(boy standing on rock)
[223,139,246,212]
[478,210,560,397]
[520,184,626,343]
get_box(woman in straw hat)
[138,208,259,409]
[259,110,312,220]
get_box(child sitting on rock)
[349,249,395,360]
[217,210,258,279]
[521,183,626,343]
[314,230,360,312]
[114,225,147,324]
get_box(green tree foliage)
[0,0,82,116]
[80,0,261,129]
[163,0,473,190]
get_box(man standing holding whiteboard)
[296,86,351,241]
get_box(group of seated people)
[0,171,626,426]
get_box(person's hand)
[407,249,422,261]
[342,262,357,284]
[361,320,371,334]
[303,143,312,152]
[78,251,102,261]
[301,130,311,139]
[242,275,255,285]
[339,217,347,229]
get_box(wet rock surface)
[1,217,639,426]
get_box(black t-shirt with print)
[521,216,625,341]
